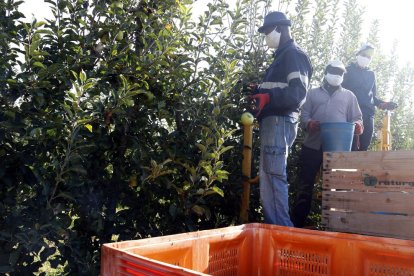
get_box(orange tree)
[0,0,267,273]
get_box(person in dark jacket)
[342,43,397,151]
[250,11,313,226]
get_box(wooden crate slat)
[322,175,414,192]
[322,210,414,240]
[323,161,414,191]
[323,151,414,171]
[322,191,414,215]
[324,170,414,180]
[322,174,414,192]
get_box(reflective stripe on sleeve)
[287,71,309,87]
[260,82,288,89]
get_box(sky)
[358,0,413,65]
[19,0,414,65]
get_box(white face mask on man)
[356,55,371,68]
[325,73,343,86]
[265,29,281,49]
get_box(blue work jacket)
[342,62,384,117]
[256,39,313,120]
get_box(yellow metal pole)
[381,111,391,151]
[240,124,253,223]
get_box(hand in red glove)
[307,120,320,133]
[378,102,398,110]
[354,122,364,135]
[249,93,270,117]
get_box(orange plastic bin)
[101,223,414,275]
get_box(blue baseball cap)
[258,11,291,33]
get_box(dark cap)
[258,11,291,33]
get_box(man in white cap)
[250,11,313,226]
[290,60,363,228]
[342,43,397,151]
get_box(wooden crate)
[322,150,414,240]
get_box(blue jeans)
[259,116,298,226]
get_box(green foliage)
[305,0,331,83]
[0,0,267,274]
[336,0,364,63]
[385,65,414,150]
[1,0,414,274]
[290,0,311,47]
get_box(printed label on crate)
[377,180,414,187]
[363,174,414,188]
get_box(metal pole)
[381,111,391,151]
[240,124,253,223]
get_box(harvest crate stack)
[322,150,414,240]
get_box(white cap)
[327,60,346,72]
[357,43,375,54]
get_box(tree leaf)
[79,70,87,83]
[9,247,22,266]
[219,146,233,155]
[191,205,205,216]
[33,62,46,69]
[212,186,224,197]
[85,124,93,133]
[83,81,97,91]
[34,21,47,28]
[196,143,206,153]
[71,70,78,80]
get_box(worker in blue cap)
[342,43,398,151]
[250,11,313,226]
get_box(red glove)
[307,120,320,133]
[378,102,398,110]
[249,93,270,117]
[354,122,364,135]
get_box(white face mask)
[325,73,343,86]
[265,29,281,49]
[356,55,371,68]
